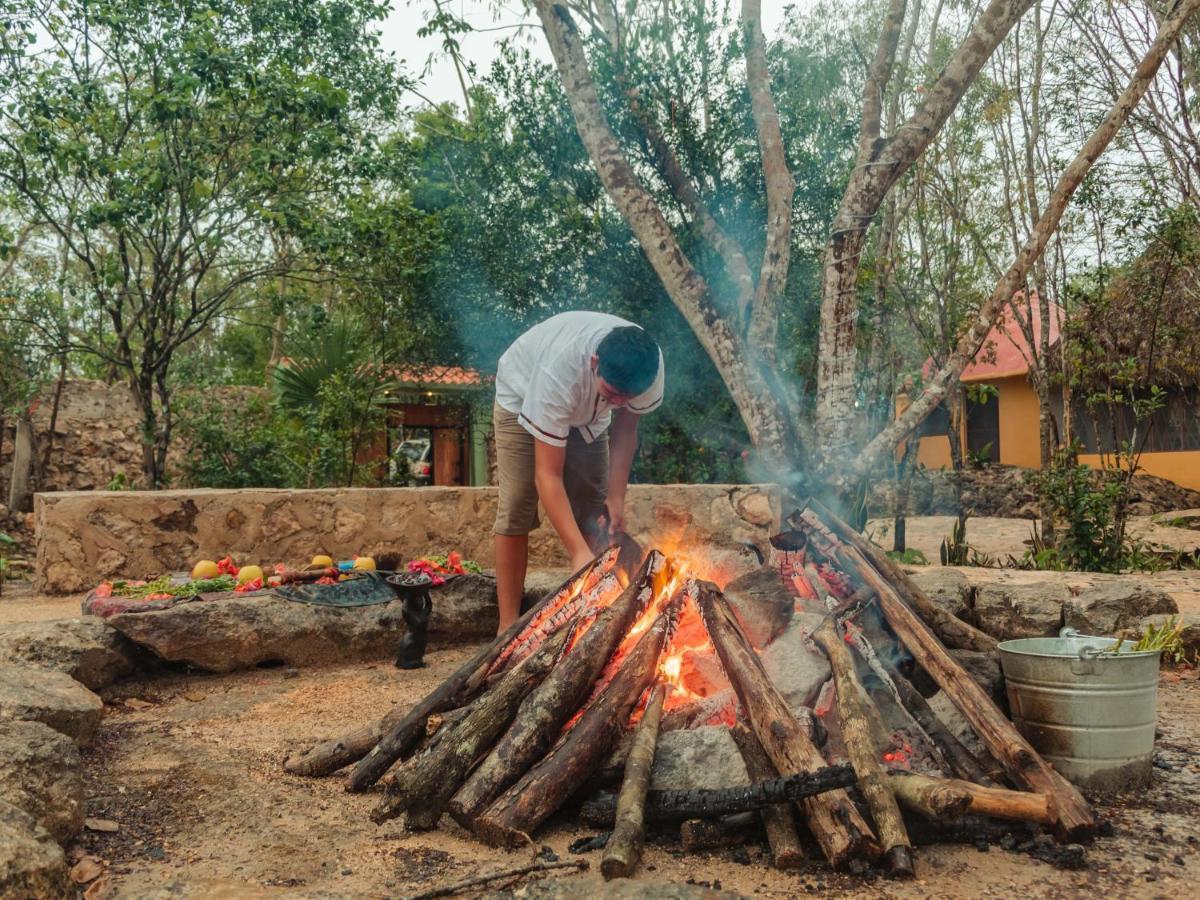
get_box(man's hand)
[570,546,595,572]
[603,494,626,536]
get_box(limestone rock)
[907,568,973,619]
[926,690,988,761]
[759,612,831,710]
[107,578,498,673]
[0,800,71,900]
[1063,581,1177,637]
[0,618,136,689]
[0,721,84,844]
[724,567,793,647]
[0,666,103,748]
[972,578,1068,640]
[949,649,1005,705]
[650,726,749,791]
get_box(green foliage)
[105,473,134,491]
[966,442,993,469]
[174,391,300,489]
[1113,617,1189,665]
[940,513,971,565]
[887,548,929,565]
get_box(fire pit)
[284,505,1099,879]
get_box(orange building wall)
[916,435,953,469]
[1078,451,1200,493]
[992,375,1042,469]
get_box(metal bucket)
[998,628,1161,793]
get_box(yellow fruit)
[311,555,333,568]
[353,557,376,571]
[236,565,264,585]
[191,560,220,580]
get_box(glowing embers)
[656,585,730,713]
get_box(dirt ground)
[50,644,1196,900]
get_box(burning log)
[798,507,1096,841]
[343,548,624,790]
[372,626,571,828]
[696,582,881,869]
[659,689,739,732]
[883,667,995,785]
[890,774,1053,825]
[600,683,667,880]
[811,618,914,879]
[800,502,996,653]
[474,593,679,848]
[448,552,669,828]
[730,724,805,869]
[577,764,858,825]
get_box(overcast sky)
[378,2,795,108]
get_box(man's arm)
[605,407,640,534]
[534,439,595,571]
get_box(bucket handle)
[1060,627,1111,675]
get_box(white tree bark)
[852,0,1200,480]
[815,0,1039,469]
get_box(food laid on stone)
[407,551,483,585]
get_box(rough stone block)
[0,801,71,900]
[759,612,831,710]
[0,721,84,844]
[973,578,1069,640]
[1063,580,1177,637]
[650,725,749,791]
[0,618,136,689]
[0,666,103,748]
[907,568,973,619]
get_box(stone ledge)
[34,484,780,594]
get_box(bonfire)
[283,502,1096,879]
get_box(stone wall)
[34,484,780,594]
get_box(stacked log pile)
[283,508,1096,878]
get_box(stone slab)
[0,617,136,689]
[650,725,750,791]
[0,720,84,844]
[0,665,103,748]
[34,484,780,595]
[0,801,71,900]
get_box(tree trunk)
[474,599,676,849]
[7,414,35,513]
[854,0,1200,477]
[533,0,797,473]
[696,582,880,868]
[449,552,667,827]
[815,0,1040,468]
[730,724,806,869]
[37,353,68,487]
[601,683,667,880]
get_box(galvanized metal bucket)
[998,627,1161,793]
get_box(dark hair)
[596,326,660,396]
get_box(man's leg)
[494,533,528,633]
[493,403,539,633]
[564,428,610,550]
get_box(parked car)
[391,438,432,485]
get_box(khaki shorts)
[493,402,609,538]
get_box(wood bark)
[799,502,996,653]
[681,814,763,852]
[578,764,858,826]
[284,703,408,778]
[533,0,797,471]
[449,552,667,827]
[345,549,616,790]
[601,683,667,880]
[696,582,880,868]
[854,0,1200,477]
[373,628,570,829]
[886,666,995,785]
[474,598,677,849]
[731,724,805,869]
[891,773,1052,824]
[815,0,1039,465]
[812,618,914,878]
[805,517,1095,839]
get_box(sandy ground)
[46,647,1196,900]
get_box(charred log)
[474,594,678,848]
[812,618,913,879]
[448,553,669,828]
[601,683,667,880]
[731,724,805,869]
[372,627,570,828]
[681,813,763,852]
[578,765,858,825]
[696,581,881,868]
[344,548,620,790]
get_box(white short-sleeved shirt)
[495,312,664,448]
